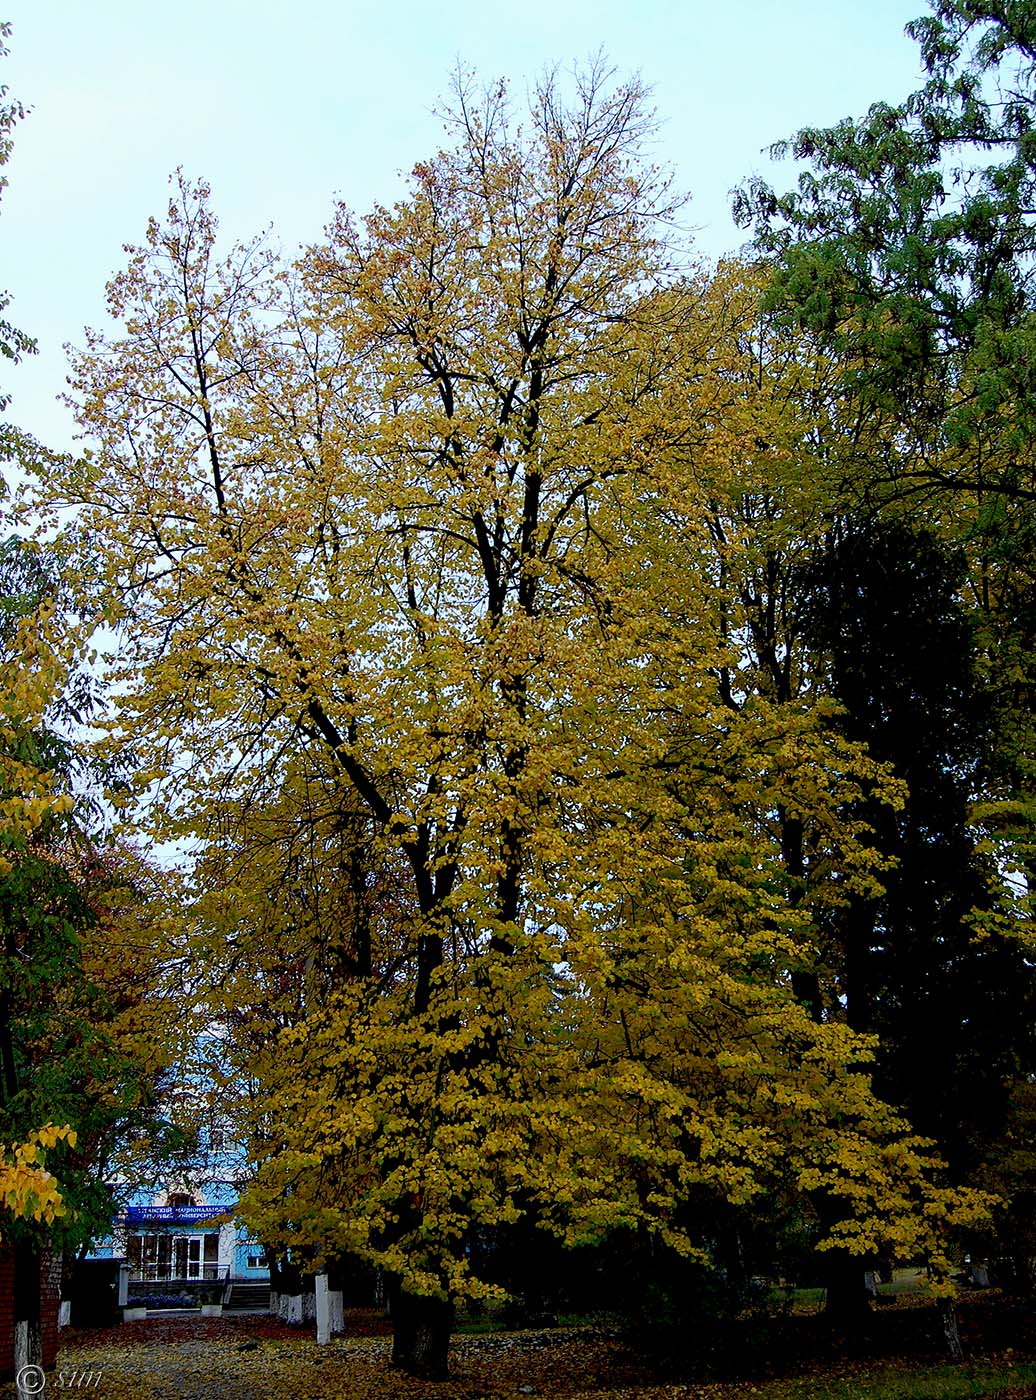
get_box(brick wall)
[0,1247,62,1380]
[42,1250,61,1369]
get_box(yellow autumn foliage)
[0,596,76,875]
[0,1124,76,1235]
[40,66,991,1327]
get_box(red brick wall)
[0,1247,62,1379]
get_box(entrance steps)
[223,1281,271,1312]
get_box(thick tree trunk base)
[388,1285,453,1378]
[823,1252,873,1337]
[13,1243,43,1399]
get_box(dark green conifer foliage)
[736,4,1036,1200]
[798,522,1036,1175]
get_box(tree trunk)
[386,1279,453,1378]
[13,1240,42,1390]
[940,1299,964,1362]
[823,1250,872,1332]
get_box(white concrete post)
[315,1272,330,1345]
[329,1286,345,1336]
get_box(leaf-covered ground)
[14,1302,1036,1400]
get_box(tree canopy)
[32,63,1012,1374]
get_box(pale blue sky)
[1,0,926,456]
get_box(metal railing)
[128,1264,230,1284]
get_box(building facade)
[88,1187,269,1285]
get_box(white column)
[328,1287,345,1336]
[315,1273,330,1345]
[217,1221,236,1279]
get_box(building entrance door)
[173,1236,201,1279]
[204,1232,219,1279]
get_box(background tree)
[0,539,187,1377]
[0,20,36,480]
[796,520,1035,1172]
[733,3,1036,1301]
[733,0,1036,890]
[0,36,192,1377]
